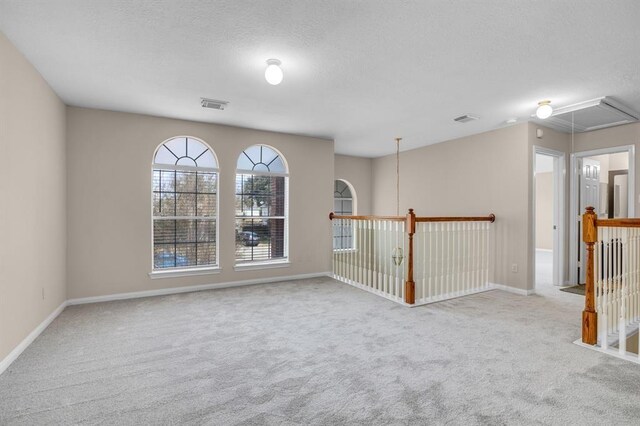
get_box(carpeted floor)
[1,277,640,425]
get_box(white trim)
[149,266,221,279]
[234,261,290,271]
[535,248,553,253]
[236,169,289,177]
[0,301,67,377]
[153,164,218,173]
[490,282,537,296]
[573,339,640,365]
[533,146,566,288]
[67,271,329,306]
[569,144,635,284]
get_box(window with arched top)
[333,180,356,250]
[235,145,288,265]
[152,137,218,271]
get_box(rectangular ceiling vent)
[540,97,639,133]
[201,98,228,110]
[453,114,479,123]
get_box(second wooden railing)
[329,209,495,306]
[582,207,640,360]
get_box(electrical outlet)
[511,264,518,273]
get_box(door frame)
[533,146,566,287]
[569,144,635,285]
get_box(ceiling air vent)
[537,97,639,133]
[201,98,229,110]
[453,114,479,123]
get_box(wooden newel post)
[582,206,598,345]
[405,208,416,304]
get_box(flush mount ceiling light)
[536,100,553,119]
[264,59,283,85]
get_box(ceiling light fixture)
[536,100,553,119]
[264,59,283,85]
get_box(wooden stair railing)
[329,209,496,305]
[582,206,640,346]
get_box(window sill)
[234,260,290,272]
[149,266,221,279]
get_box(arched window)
[333,180,356,250]
[235,145,288,264]
[152,137,218,270]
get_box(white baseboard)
[67,271,333,305]
[490,283,536,296]
[0,301,67,377]
[1,271,332,377]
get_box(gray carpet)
[1,277,640,425]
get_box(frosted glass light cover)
[536,103,553,119]
[265,60,283,85]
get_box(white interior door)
[578,157,600,283]
[552,155,561,286]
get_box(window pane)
[197,220,216,242]
[235,218,285,263]
[176,220,197,243]
[266,156,285,173]
[197,172,217,193]
[176,243,197,267]
[160,170,175,192]
[235,174,285,217]
[237,151,255,171]
[154,146,178,165]
[197,242,216,265]
[333,221,354,250]
[165,137,187,159]
[175,171,196,193]
[154,244,176,269]
[153,192,161,216]
[154,220,175,244]
[159,193,175,216]
[176,193,196,216]
[152,170,160,192]
[195,149,217,168]
[197,194,216,216]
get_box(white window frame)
[149,136,220,278]
[333,179,357,252]
[234,145,289,269]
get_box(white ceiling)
[2,1,640,157]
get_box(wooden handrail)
[582,206,598,345]
[329,212,496,223]
[596,218,640,228]
[328,212,405,221]
[415,214,496,223]
[405,209,416,305]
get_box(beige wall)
[66,107,334,299]
[0,33,67,361]
[372,123,531,290]
[334,154,372,215]
[535,172,553,250]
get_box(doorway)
[569,146,635,285]
[534,147,565,289]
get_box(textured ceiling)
[1,0,640,157]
